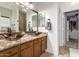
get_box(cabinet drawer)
[34,39,41,44]
[21,41,33,50]
[0,47,18,57]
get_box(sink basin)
[34,32,41,35]
[0,40,10,47]
[27,32,41,36]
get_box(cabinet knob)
[42,39,44,40]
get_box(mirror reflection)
[26,9,37,32]
[0,2,45,33]
[38,13,45,27]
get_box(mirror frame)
[31,9,39,33]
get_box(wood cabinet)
[21,41,33,57]
[33,36,47,57]
[33,39,42,57]
[41,36,47,53]
[0,36,47,57]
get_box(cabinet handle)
[42,39,44,40]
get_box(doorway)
[65,10,79,49]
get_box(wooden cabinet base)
[21,41,33,57]
[0,36,47,57]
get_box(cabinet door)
[42,36,47,53]
[21,47,33,57]
[33,39,42,57]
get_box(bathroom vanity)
[0,33,47,57]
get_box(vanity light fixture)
[29,2,34,9]
[24,2,29,6]
[16,2,34,9]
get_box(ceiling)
[32,2,54,11]
[0,2,54,12]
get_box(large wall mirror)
[38,13,45,27]
[32,13,45,27]
[26,10,45,32]
[26,9,38,32]
[31,13,45,32]
[0,3,18,32]
[18,7,38,32]
[0,7,11,32]
[0,2,45,33]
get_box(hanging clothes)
[68,14,78,32]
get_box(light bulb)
[21,5,24,7]
[15,2,34,9]
[21,2,24,5]
[16,2,20,5]
[24,2,29,6]
[29,4,34,9]
[26,8,29,9]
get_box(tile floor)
[40,46,70,57]
[65,40,78,49]
[40,52,54,57]
[59,46,69,57]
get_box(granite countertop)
[0,33,47,51]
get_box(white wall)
[34,3,59,56]
[58,2,79,46]
[26,9,36,31]
[46,3,59,56]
